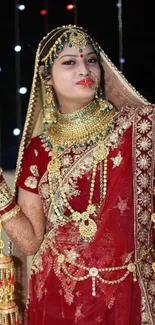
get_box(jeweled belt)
[46,239,153,296]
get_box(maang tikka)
[43,83,57,126]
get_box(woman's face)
[49,43,101,109]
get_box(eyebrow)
[58,51,96,60]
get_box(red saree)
[16,106,155,325]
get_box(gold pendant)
[79,218,97,238]
[48,159,61,174]
[93,142,109,162]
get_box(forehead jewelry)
[68,30,88,51]
[41,26,100,67]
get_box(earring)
[93,77,103,101]
[98,86,103,100]
[95,85,103,101]
[94,78,99,99]
[43,83,57,126]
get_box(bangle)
[0,168,3,176]
[1,205,21,223]
[0,201,16,216]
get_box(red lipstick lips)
[76,78,94,86]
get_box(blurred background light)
[13,128,21,136]
[119,58,125,63]
[19,87,27,94]
[14,45,21,52]
[40,9,47,15]
[17,4,25,10]
[66,4,75,10]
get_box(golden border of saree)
[133,105,155,325]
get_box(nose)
[78,61,90,76]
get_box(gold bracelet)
[1,205,21,223]
[0,181,13,210]
[0,168,3,176]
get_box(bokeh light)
[14,45,22,52]
[66,4,75,10]
[13,128,21,136]
[17,4,25,10]
[40,9,47,15]
[19,87,27,94]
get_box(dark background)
[0,0,155,170]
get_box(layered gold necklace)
[45,99,116,147]
[46,99,117,239]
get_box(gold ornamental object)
[0,223,19,325]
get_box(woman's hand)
[2,187,45,255]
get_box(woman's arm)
[2,187,45,256]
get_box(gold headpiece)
[67,29,88,48]
[40,25,100,67]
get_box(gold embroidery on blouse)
[34,149,38,157]
[24,176,38,189]
[30,165,39,177]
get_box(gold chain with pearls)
[45,239,153,297]
[48,141,109,239]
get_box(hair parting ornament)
[40,25,100,71]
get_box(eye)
[87,57,98,63]
[62,60,75,65]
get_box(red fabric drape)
[17,125,143,325]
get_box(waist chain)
[46,238,153,296]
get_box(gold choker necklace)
[45,99,116,147]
